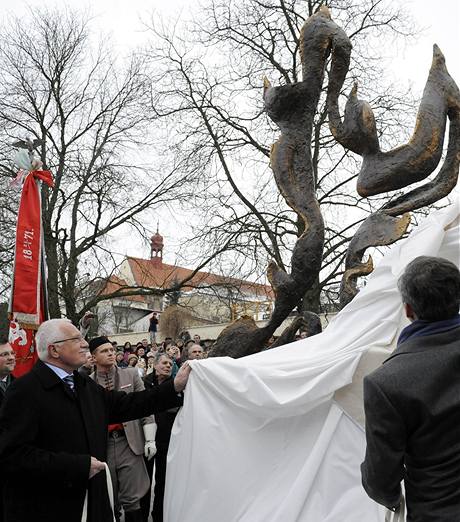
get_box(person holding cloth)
[0,318,191,522]
[361,256,460,520]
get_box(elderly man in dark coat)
[0,318,191,522]
[361,256,460,521]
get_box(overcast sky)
[2,0,459,262]
[4,0,459,91]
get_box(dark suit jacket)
[0,360,182,522]
[0,374,14,411]
[0,374,14,522]
[144,373,181,447]
[361,325,460,521]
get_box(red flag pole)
[8,169,54,377]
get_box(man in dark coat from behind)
[361,255,460,521]
[0,318,191,522]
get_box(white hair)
[186,343,203,360]
[35,318,73,361]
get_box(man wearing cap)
[89,336,158,522]
[0,318,191,522]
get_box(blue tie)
[63,374,75,392]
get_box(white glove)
[143,423,157,460]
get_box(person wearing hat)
[89,336,157,522]
[0,318,191,522]
[127,353,139,367]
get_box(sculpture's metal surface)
[326,15,460,306]
[209,7,459,356]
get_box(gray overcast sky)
[2,0,459,262]
[3,0,459,90]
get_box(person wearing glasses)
[0,334,16,522]
[0,318,191,522]
[0,334,15,410]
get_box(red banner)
[8,322,36,377]
[9,170,54,375]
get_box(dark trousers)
[140,444,168,522]
[151,447,167,522]
[0,481,4,522]
[140,456,154,522]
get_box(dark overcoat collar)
[32,359,65,389]
[384,325,460,364]
[31,360,103,456]
[32,359,88,400]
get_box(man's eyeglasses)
[53,336,84,344]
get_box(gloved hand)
[144,440,157,460]
[143,423,157,460]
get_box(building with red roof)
[95,230,274,335]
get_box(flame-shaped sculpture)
[209,7,459,357]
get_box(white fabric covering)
[165,202,459,522]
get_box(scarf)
[397,314,460,346]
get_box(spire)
[150,225,164,266]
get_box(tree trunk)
[44,231,61,318]
[64,255,79,325]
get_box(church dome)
[151,232,164,250]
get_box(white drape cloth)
[81,463,115,522]
[165,202,459,522]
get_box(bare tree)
[0,7,196,324]
[0,185,16,298]
[146,0,457,357]
[159,305,194,340]
[146,0,418,319]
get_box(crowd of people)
[0,322,193,522]
[95,334,209,379]
[76,333,210,520]
[0,255,459,522]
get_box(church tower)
[150,224,164,266]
